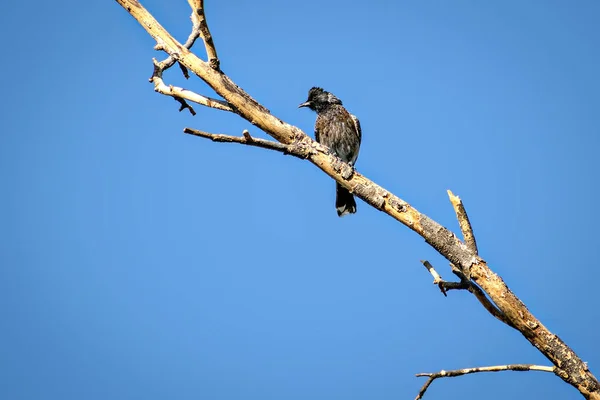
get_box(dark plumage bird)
[299,87,362,217]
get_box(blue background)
[1,1,599,399]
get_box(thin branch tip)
[415,364,555,400]
[447,189,459,200]
[421,260,447,296]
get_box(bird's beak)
[298,101,311,108]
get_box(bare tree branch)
[154,5,202,73]
[421,260,514,327]
[174,96,196,115]
[148,3,232,114]
[189,0,220,70]
[446,191,514,326]
[465,281,513,327]
[415,364,555,400]
[152,68,234,113]
[184,128,295,155]
[448,190,478,254]
[114,1,600,398]
[420,260,446,291]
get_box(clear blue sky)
[1,1,599,399]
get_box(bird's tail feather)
[336,183,357,217]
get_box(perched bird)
[299,87,362,217]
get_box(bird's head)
[298,87,342,112]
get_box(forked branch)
[421,191,513,327]
[149,1,231,114]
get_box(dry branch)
[415,364,555,400]
[115,1,600,398]
[173,96,196,115]
[148,3,232,114]
[153,73,234,113]
[421,191,514,327]
[421,260,514,327]
[189,0,219,69]
[448,190,478,254]
[184,128,293,154]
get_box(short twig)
[421,260,470,295]
[447,190,478,254]
[190,0,220,69]
[420,260,449,296]
[446,190,477,279]
[184,128,294,154]
[415,364,555,400]
[174,97,196,115]
[152,70,234,113]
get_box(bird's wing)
[350,114,362,144]
[314,115,322,143]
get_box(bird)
[299,87,362,217]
